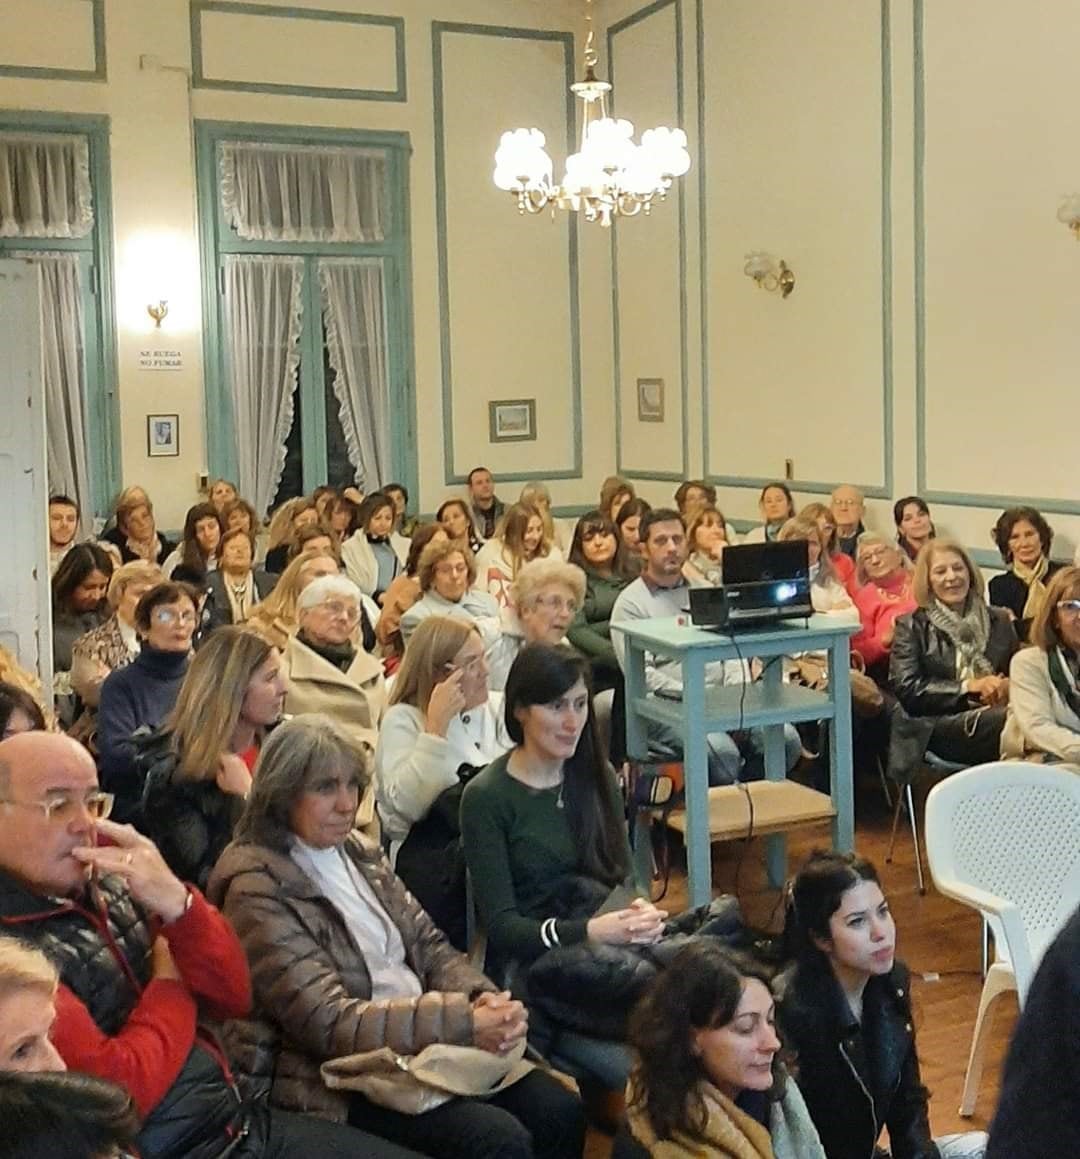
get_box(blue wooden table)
[616,614,858,907]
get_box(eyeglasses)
[317,600,361,623]
[833,498,860,508]
[533,594,580,615]
[0,790,113,824]
[152,607,197,626]
[1057,600,1080,618]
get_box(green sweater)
[460,751,631,965]
[566,569,630,669]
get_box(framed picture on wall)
[637,378,665,422]
[147,413,180,457]
[488,398,537,443]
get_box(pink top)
[851,570,916,668]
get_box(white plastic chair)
[924,761,1080,1116]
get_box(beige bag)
[849,651,884,717]
[320,1039,533,1115]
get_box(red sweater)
[851,572,916,668]
[50,888,251,1117]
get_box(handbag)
[320,1039,533,1115]
[849,650,884,717]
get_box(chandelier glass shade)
[493,29,690,227]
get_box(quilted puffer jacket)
[207,831,495,1122]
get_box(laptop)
[688,540,813,630]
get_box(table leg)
[828,636,855,852]
[761,654,787,887]
[682,654,712,907]
[623,642,653,892]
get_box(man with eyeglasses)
[0,731,417,1159]
[830,484,867,560]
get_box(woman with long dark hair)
[894,496,936,563]
[51,543,114,682]
[619,942,824,1159]
[162,502,221,584]
[776,851,986,1159]
[461,643,664,1091]
[567,511,633,692]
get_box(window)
[196,122,416,517]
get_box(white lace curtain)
[320,259,390,492]
[222,255,305,518]
[0,134,94,239]
[219,141,387,243]
[12,253,91,519]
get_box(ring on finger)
[123,852,134,866]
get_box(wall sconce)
[744,252,795,297]
[147,300,169,327]
[1057,195,1080,239]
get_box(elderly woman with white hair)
[375,615,512,947]
[486,558,587,692]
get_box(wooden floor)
[584,775,1016,1156]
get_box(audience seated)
[51,545,114,690]
[850,534,915,678]
[985,901,1080,1159]
[111,490,175,566]
[205,529,275,631]
[142,628,287,890]
[487,558,585,692]
[0,650,50,731]
[567,510,634,692]
[1003,565,1080,763]
[987,505,1062,642]
[799,502,857,593]
[777,515,858,618]
[208,478,238,514]
[209,715,584,1159]
[681,505,729,587]
[383,481,417,539]
[673,479,716,523]
[98,581,197,824]
[611,508,800,785]
[162,502,221,583]
[889,540,1015,775]
[47,494,80,576]
[220,494,261,540]
[244,549,339,650]
[69,560,160,740]
[436,497,484,555]
[376,523,448,663]
[341,491,408,603]
[894,495,935,563]
[282,575,386,761]
[467,466,506,542]
[475,502,558,608]
[520,480,569,554]
[0,731,404,1159]
[830,485,866,560]
[618,942,825,1159]
[0,935,66,1072]
[743,482,796,544]
[0,1070,141,1159]
[375,616,510,946]
[399,539,499,647]
[776,852,987,1159]
[599,476,636,524]
[327,491,360,540]
[615,497,652,575]
[263,497,321,575]
[0,683,47,739]
[460,645,646,1092]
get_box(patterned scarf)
[1012,555,1050,624]
[925,597,993,681]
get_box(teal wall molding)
[697,0,894,502]
[0,0,106,82]
[0,110,119,517]
[190,1,406,102]
[194,119,417,502]
[608,0,689,485]
[432,21,583,486]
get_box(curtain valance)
[0,134,94,239]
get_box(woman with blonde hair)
[682,506,730,587]
[889,539,1015,776]
[375,615,511,946]
[263,497,321,575]
[141,626,288,889]
[245,549,340,650]
[799,501,857,593]
[520,481,569,555]
[474,502,554,608]
[111,488,174,565]
[0,935,65,1073]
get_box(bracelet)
[539,917,561,949]
[167,888,194,925]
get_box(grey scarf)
[926,597,994,680]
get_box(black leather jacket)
[889,606,1016,716]
[777,957,939,1159]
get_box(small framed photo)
[637,378,665,423]
[488,398,537,443]
[147,413,179,457]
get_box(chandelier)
[493,1,691,227]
